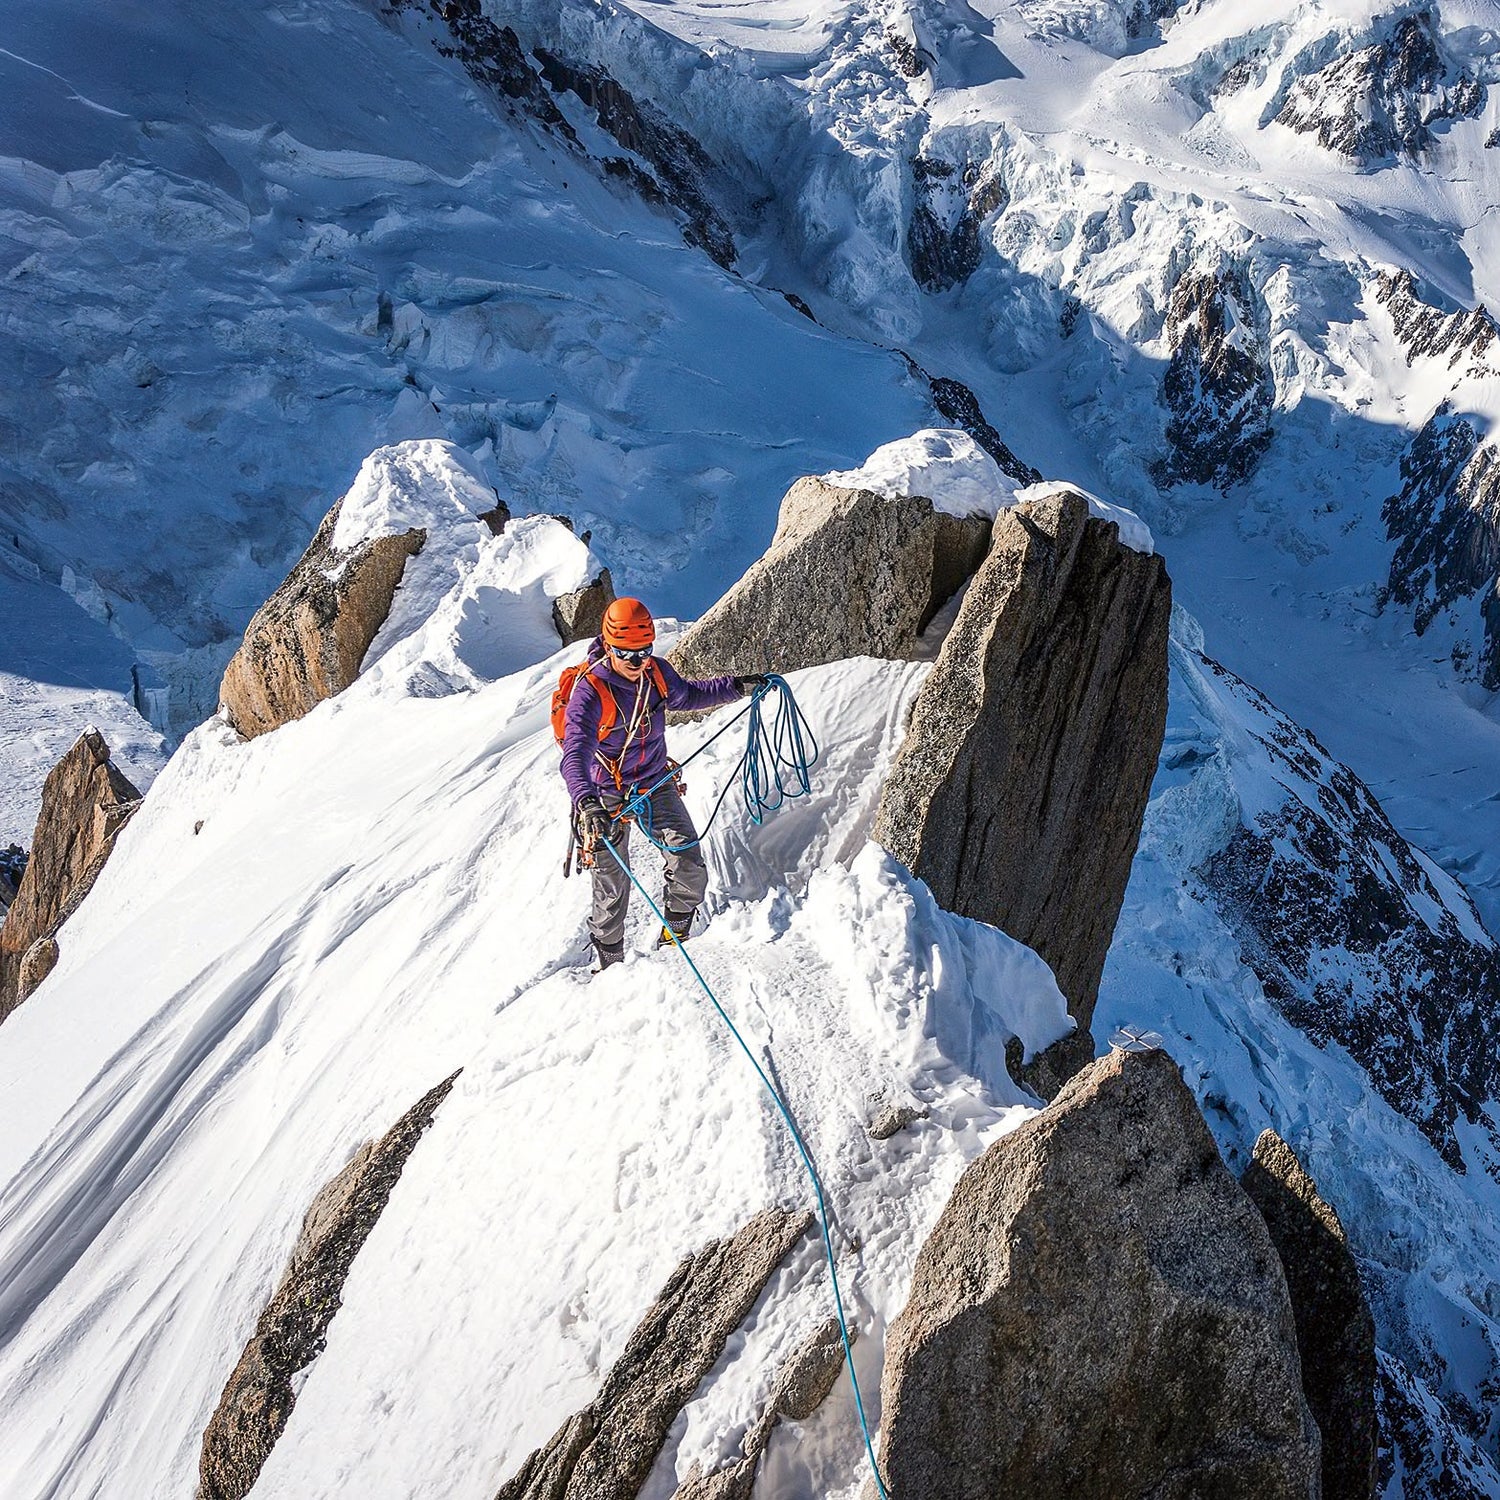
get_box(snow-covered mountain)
[0,437,1495,1496]
[5,0,1500,1493]
[0,445,1076,1497]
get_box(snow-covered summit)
[825,429,1154,550]
[328,440,501,555]
[825,428,1021,518]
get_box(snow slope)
[5,0,1500,1489]
[0,453,1071,1499]
[1,441,1497,1496]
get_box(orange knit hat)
[601,596,655,650]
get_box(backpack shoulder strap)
[585,668,620,739]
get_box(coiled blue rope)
[595,834,890,1497]
[621,675,820,850]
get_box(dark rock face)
[495,1208,813,1500]
[532,51,737,269]
[1375,270,1499,371]
[197,1072,460,1500]
[0,843,24,888]
[1383,403,1500,686]
[1274,12,1485,163]
[219,501,426,739]
[908,156,1006,294]
[0,843,24,914]
[670,475,991,679]
[1192,652,1500,1173]
[388,0,737,268]
[480,499,512,537]
[885,29,929,79]
[927,375,1042,484]
[385,0,571,132]
[877,1048,1320,1498]
[0,730,141,1022]
[1241,1130,1378,1500]
[551,569,615,646]
[874,492,1171,1036]
[1374,274,1500,686]
[1375,1352,1500,1499]
[1153,267,1273,491]
[1004,1028,1096,1103]
[1126,0,1184,40]
[673,1316,852,1497]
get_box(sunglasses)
[611,646,652,666]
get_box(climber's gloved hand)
[575,794,610,845]
[734,674,771,697]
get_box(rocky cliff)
[385,0,740,267]
[495,1209,812,1500]
[1273,12,1485,164]
[0,730,140,1022]
[219,502,428,740]
[874,490,1171,1043]
[670,473,991,679]
[198,1073,460,1500]
[1382,403,1500,687]
[1153,266,1274,492]
[1242,1130,1378,1500]
[877,1047,1321,1497]
[907,155,1006,294]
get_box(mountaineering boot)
[655,908,695,948]
[592,938,624,973]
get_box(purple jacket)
[560,638,741,804]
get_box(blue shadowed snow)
[0,560,164,843]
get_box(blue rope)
[595,834,890,1497]
[622,676,820,851]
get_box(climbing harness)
[588,677,889,1497]
[563,674,815,874]
[617,674,819,853]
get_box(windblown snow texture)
[4,0,1500,1493]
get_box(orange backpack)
[552,658,669,746]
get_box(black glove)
[575,794,610,844]
[734,674,771,696]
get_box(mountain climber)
[559,597,767,971]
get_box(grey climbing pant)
[590,783,707,951]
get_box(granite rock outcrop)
[0,730,141,1021]
[877,1048,1320,1498]
[1242,1130,1378,1500]
[670,475,991,680]
[219,500,426,739]
[496,1208,813,1500]
[874,491,1170,1039]
[197,1072,460,1500]
[551,569,615,646]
